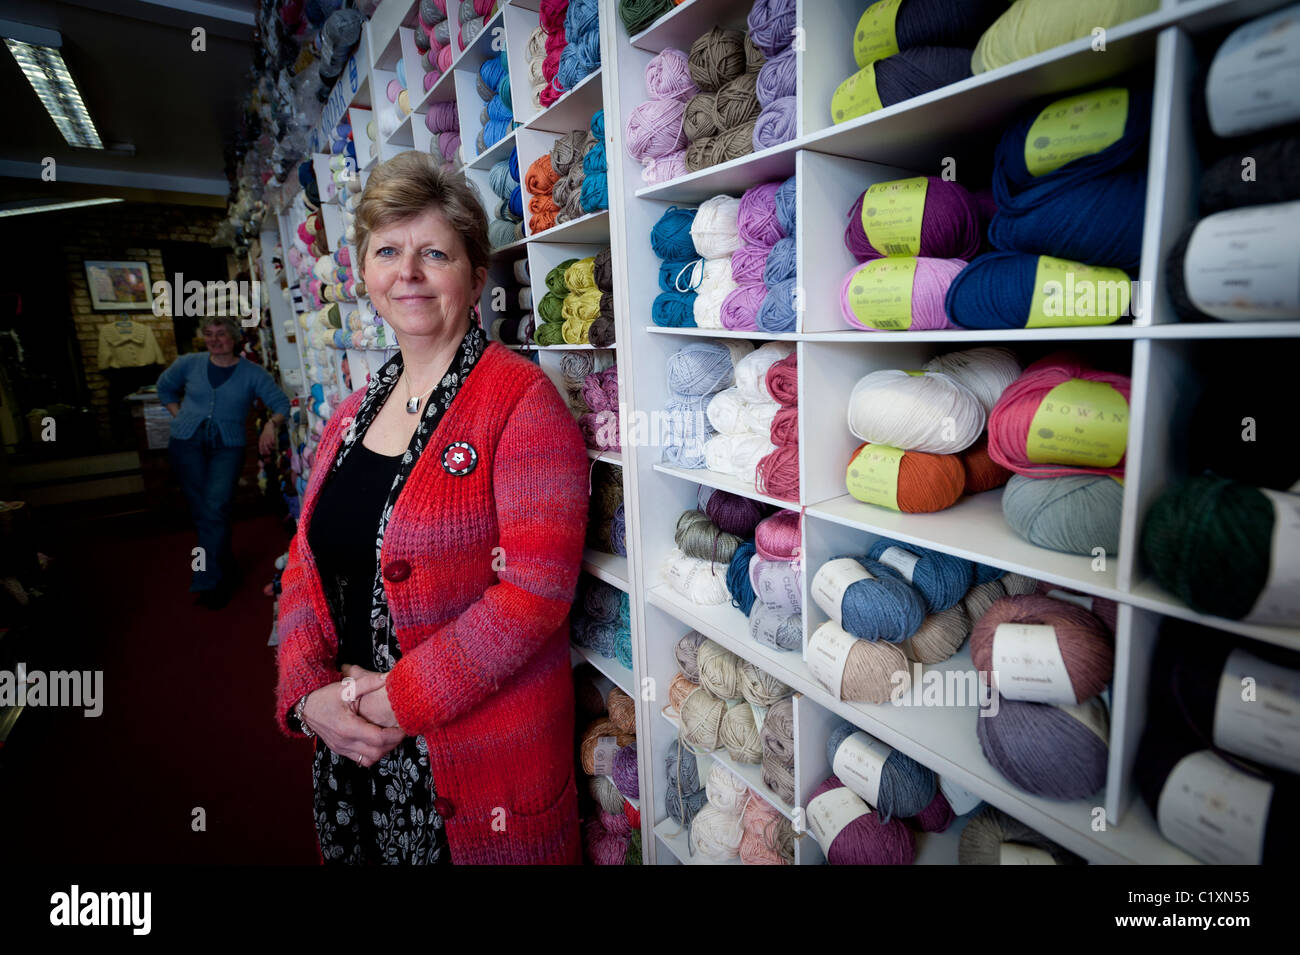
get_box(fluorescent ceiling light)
[4,34,103,149]
[0,198,123,217]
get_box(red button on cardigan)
[382,559,411,582]
[433,797,455,819]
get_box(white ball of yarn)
[690,195,744,259]
[734,341,795,403]
[740,397,779,435]
[690,803,744,860]
[706,387,752,435]
[704,433,774,480]
[847,369,985,454]
[660,547,730,604]
[379,107,399,139]
[706,761,750,812]
[693,257,738,329]
[923,346,1023,416]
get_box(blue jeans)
[168,420,245,593]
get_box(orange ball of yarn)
[580,716,636,775]
[524,154,558,195]
[846,442,965,513]
[669,672,699,711]
[607,686,636,734]
[961,434,1012,494]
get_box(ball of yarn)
[847,369,985,454]
[854,0,1004,67]
[651,205,698,259]
[747,0,797,57]
[706,488,764,536]
[757,46,796,107]
[749,604,802,651]
[740,796,793,865]
[666,738,701,794]
[737,181,784,247]
[924,346,1023,417]
[675,630,707,682]
[833,47,973,125]
[907,790,956,832]
[814,557,926,643]
[958,805,1086,864]
[668,673,699,712]
[680,686,726,750]
[739,661,790,707]
[715,71,761,128]
[807,776,916,864]
[611,743,640,799]
[839,257,964,331]
[756,277,798,332]
[582,818,630,865]
[667,785,709,826]
[961,436,1013,494]
[754,508,799,561]
[588,774,626,815]
[774,174,797,236]
[690,802,746,860]
[973,0,1160,75]
[970,594,1114,703]
[845,177,982,262]
[987,354,1131,479]
[719,701,763,763]
[826,723,936,820]
[899,605,970,664]
[696,639,743,700]
[580,717,635,775]
[1002,473,1123,557]
[1200,136,1300,215]
[646,46,698,102]
[945,252,1129,330]
[809,621,910,703]
[866,538,973,614]
[764,354,797,408]
[756,445,799,500]
[688,27,746,93]
[769,405,798,446]
[759,696,794,763]
[744,32,765,74]
[625,98,688,162]
[666,341,737,395]
[762,237,797,285]
[727,540,758,615]
[661,549,730,604]
[690,195,743,259]
[606,685,637,734]
[619,0,671,35]
[978,696,1110,799]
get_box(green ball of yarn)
[1141,475,1277,621]
[535,321,567,346]
[546,259,578,295]
[619,0,671,35]
[538,290,566,324]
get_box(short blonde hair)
[354,152,491,280]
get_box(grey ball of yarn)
[1002,474,1123,557]
[688,26,747,93]
[749,604,801,651]
[588,774,626,814]
[696,639,743,700]
[666,740,701,793]
[760,696,794,765]
[739,661,791,707]
[684,92,720,141]
[477,74,496,101]
[715,71,761,128]
[462,16,486,47]
[761,752,795,804]
[550,129,591,177]
[433,17,451,46]
[667,785,709,825]
[744,32,765,74]
[419,0,443,27]
[459,0,479,23]
[676,630,707,682]
[958,804,1086,865]
[675,509,742,564]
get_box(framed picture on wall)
[84,260,154,311]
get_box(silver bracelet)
[294,695,315,738]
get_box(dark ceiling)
[0,0,258,209]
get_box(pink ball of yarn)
[1033,580,1118,633]
[764,353,797,406]
[730,244,770,284]
[543,47,563,83]
[838,257,965,331]
[845,177,982,263]
[756,445,799,501]
[740,794,789,865]
[583,373,613,412]
[646,47,698,102]
[720,283,766,330]
[737,180,785,246]
[987,353,1131,479]
[539,0,568,33]
[425,101,458,133]
[643,150,688,184]
[808,776,916,864]
[582,817,630,865]
[386,78,402,103]
[907,790,956,832]
[425,45,440,69]
[599,807,633,838]
[770,404,798,446]
[625,98,688,162]
[423,69,440,90]
[437,43,454,72]
[755,508,800,561]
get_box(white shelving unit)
[259,0,1298,866]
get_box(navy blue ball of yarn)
[825,721,937,821]
[866,537,973,614]
[757,277,798,332]
[651,206,700,260]
[763,236,797,285]
[775,175,797,236]
[874,46,973,110]
[988,170,1147,270]
[298,160,316,189]
[508,184,523,219]
[653,291,698,327]
[972,562,1005,585]
[945,252,1133,329]
[509,148,519,183]
[836,557,927,643]
[887,0,1006,52]
[727,540,758,615]
[994,85,1151,209]
[660,259,702,292]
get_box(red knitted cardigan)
[276,343,590,864]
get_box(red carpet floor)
[0,506,320,864]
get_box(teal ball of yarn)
[826,556,926,643]
[580,171,608,213]
[497,75,512,112]
[866,537,973,614]
[653,290,698,327]
[826,722,936,821]
[590,108,605,138]
[615,625,633,669]
[1002,474,1123,557]
[651,206,699,260]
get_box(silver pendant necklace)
[405,372,436,414]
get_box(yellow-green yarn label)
[845,259,917,330]
[832,64,884,125]
[903,369,925,376]
[853,0,902,69]
[1026,379,1128,468]
[1024,88,1129,178]
[846,444,904,510]
[862,178,928,256]
[1027,256,1131,327]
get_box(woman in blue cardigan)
[157,316,291,607]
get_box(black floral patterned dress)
[303,323,486,864]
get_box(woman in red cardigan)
[275,152,589,864]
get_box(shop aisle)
[0,509,318,864]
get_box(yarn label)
[1045,588,1095,613]
[844,259,917,330]
[877,545,920,583]
[990,623,1075,705]
[808,622,860,699]
[1025,379,1128,468]
[1026,256,1130,327]
[590,736,619,776]
[853,0,902,67]
[938,775,982,816]
[806,786,872,856]
[999,843,1058,865]
[861,178,928,257]
[1214,648,1300,775]
[1244,488,1300,625]
[812,558,875,626]
[832,64,884,125]
[1156,750,1270,865]
[1205,5,1300,137]
[1184,203,1300,320]
[832,731,890,807]
[1023,88,1129,178]
[752,556,802,616]
[846,444,904,511]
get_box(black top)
[307,440,403,667]
[206,359,239,388]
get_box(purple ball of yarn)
[763,236,797,285]
[705,488,764,536]
[425,100,459,132]
[612,742,640,799]
[645,47,699,103]
[809,776,916,864]
[643,150,688,185]
[757,46,796,108]
[754,96,797,149]
[845,176,981,262]
[774,175,796,236]
[611,503,627,556]
[839,256,964,331]
[730,244,770,284]
[438,131,461,162]
[747,0,797,57]
[582,818,630,865]
[738,180,785,246]
[626,98,688,162]
[720,283,766,330]
[977,697,1109,800]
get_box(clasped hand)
[300,665,404,768]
